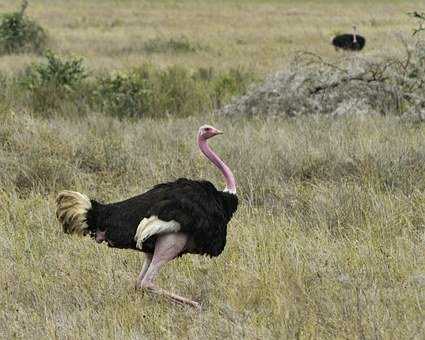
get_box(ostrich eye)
[205,128,211,131]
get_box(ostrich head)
[198,124,223,140]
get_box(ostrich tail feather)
[56,190,92,236]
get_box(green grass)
[1,112,425,338]
[2,55,254,118]
[143,35,205,54]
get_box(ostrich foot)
[135,280,142,291]
[134,274,147,291]
[142,283,201,310]
[134,253,153,290]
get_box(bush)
[20,51,89,115]
[409,11,425,36]
[96,64,208,118]
[95,64,253,118]
[210,68,255,107]
[0,1,47,54]
[220,44,425,118]
[23,50,87,89]
[0,53,253,117]
[154,65,208,116]
[95,68,153,117]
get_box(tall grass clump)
[204,68,255,107]
[0,73,10,111]
[143,35,204,54]
[0,1,47,55]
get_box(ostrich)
[332,25,365,51]
[56,125,238,310]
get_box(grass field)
[0,0,424,74]
[2,113,425,338]
[1,0,425,339]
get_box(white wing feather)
[134,216,181,249]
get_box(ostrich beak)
[215,129,223,135]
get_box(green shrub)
[5,54,253,117]
[0,1,47,54]
[154,65,208,116]
[210,68,255,107]
[23,50,87,89]
[20,51,89,115]
[95,68,153,118]
[95,64,253,118]
[96,64,209,118]
[193,67,255,107]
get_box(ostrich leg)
[134,253,153,290]
[137,233,201,310]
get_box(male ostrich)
[332,25,365,51]
[56,125,238,309]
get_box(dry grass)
[0,0,424,75]
[1,0,425,339]
[1,112,425,338]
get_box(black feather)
[332,34,365,51]
[85,178,238,257]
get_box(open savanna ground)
[0,0,424,75]
[1,113,425,338]
[1,0,425,339]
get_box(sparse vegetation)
[0,54,254,117]
[1,0,422,74]
[0,0,47,55]
[143,35,204,54]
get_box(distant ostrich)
[56,125,238,310]
[332,25,365,51]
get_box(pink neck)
[197,135,236,194]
